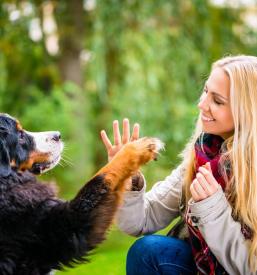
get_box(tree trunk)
[53,0,93,180]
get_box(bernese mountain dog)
[0,113,163,275]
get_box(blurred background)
[0,0,257,274]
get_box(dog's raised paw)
[97,137,165,191]
[129,137,165,165]
[146,138,165,160]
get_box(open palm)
[101,119,140,161]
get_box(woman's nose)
[198,94,210,111]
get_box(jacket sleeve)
[116,164,184,236]
[188,187,255,275]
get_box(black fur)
[0,114,119,274]
[0,115,34,177]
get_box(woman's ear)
[0,140,11,177]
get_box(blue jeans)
[126,235,197,275]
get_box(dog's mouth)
[30,154,61,174]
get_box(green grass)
[56,227,134,275]
[56,220,178,275]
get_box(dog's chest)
[0,180,57,237]
[0,177,56,213]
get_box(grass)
[56,227,135,275]
[56,220,177,275]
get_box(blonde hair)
[182,55,257,271]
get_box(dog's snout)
[51,132,61,142]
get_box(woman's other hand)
[190,162,220,202]
[101,118,140,162]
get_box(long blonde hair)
[182,55,257,271]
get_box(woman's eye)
[214,99,223,105]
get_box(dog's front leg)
[68,137,164,250]
[38,137,163,268]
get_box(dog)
[0,113,163,274]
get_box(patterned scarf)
[186,133,252,275]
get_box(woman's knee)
[127,235,159,259]
[127,236,161,275]
[127,235,196,274]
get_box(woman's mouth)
[201,114,215,122]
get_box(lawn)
[56,221,176,275]
[56,226,136,275]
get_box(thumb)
[204,162,212,173]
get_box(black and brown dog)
[0,113,163,274]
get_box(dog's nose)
[51,132,61,142]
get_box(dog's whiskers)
[60,157,74,167]
[62,153,73,162]
[58,161,65,168]
[62,143,72,152]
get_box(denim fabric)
[126,235,197,275]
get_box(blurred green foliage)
[0,0,257,273]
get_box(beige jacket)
[117,164,255,275]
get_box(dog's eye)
[18,131,26,143]
[0,126,9,137]
[0,126,8,133]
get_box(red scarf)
[186,133,252,275]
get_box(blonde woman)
[101,55,257,275]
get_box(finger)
[198,166,219,189]
[100,130,112,151]
[113,120,121,145]
[190,188,200,202]
[206,162,212,173]
[190,180,200,201]
[203,162,212,173]
[122,118,130,144]
[131,123,140,141]
[193,179,207,199]
[196,172,212,196]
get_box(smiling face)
[198,67,234,139]
[0,114,63,176]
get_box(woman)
[101,55,257,274]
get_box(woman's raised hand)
[101,118,140,162]
[190,162,220,202]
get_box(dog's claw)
[153,152,158,161]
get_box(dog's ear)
[0,139,11,177]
